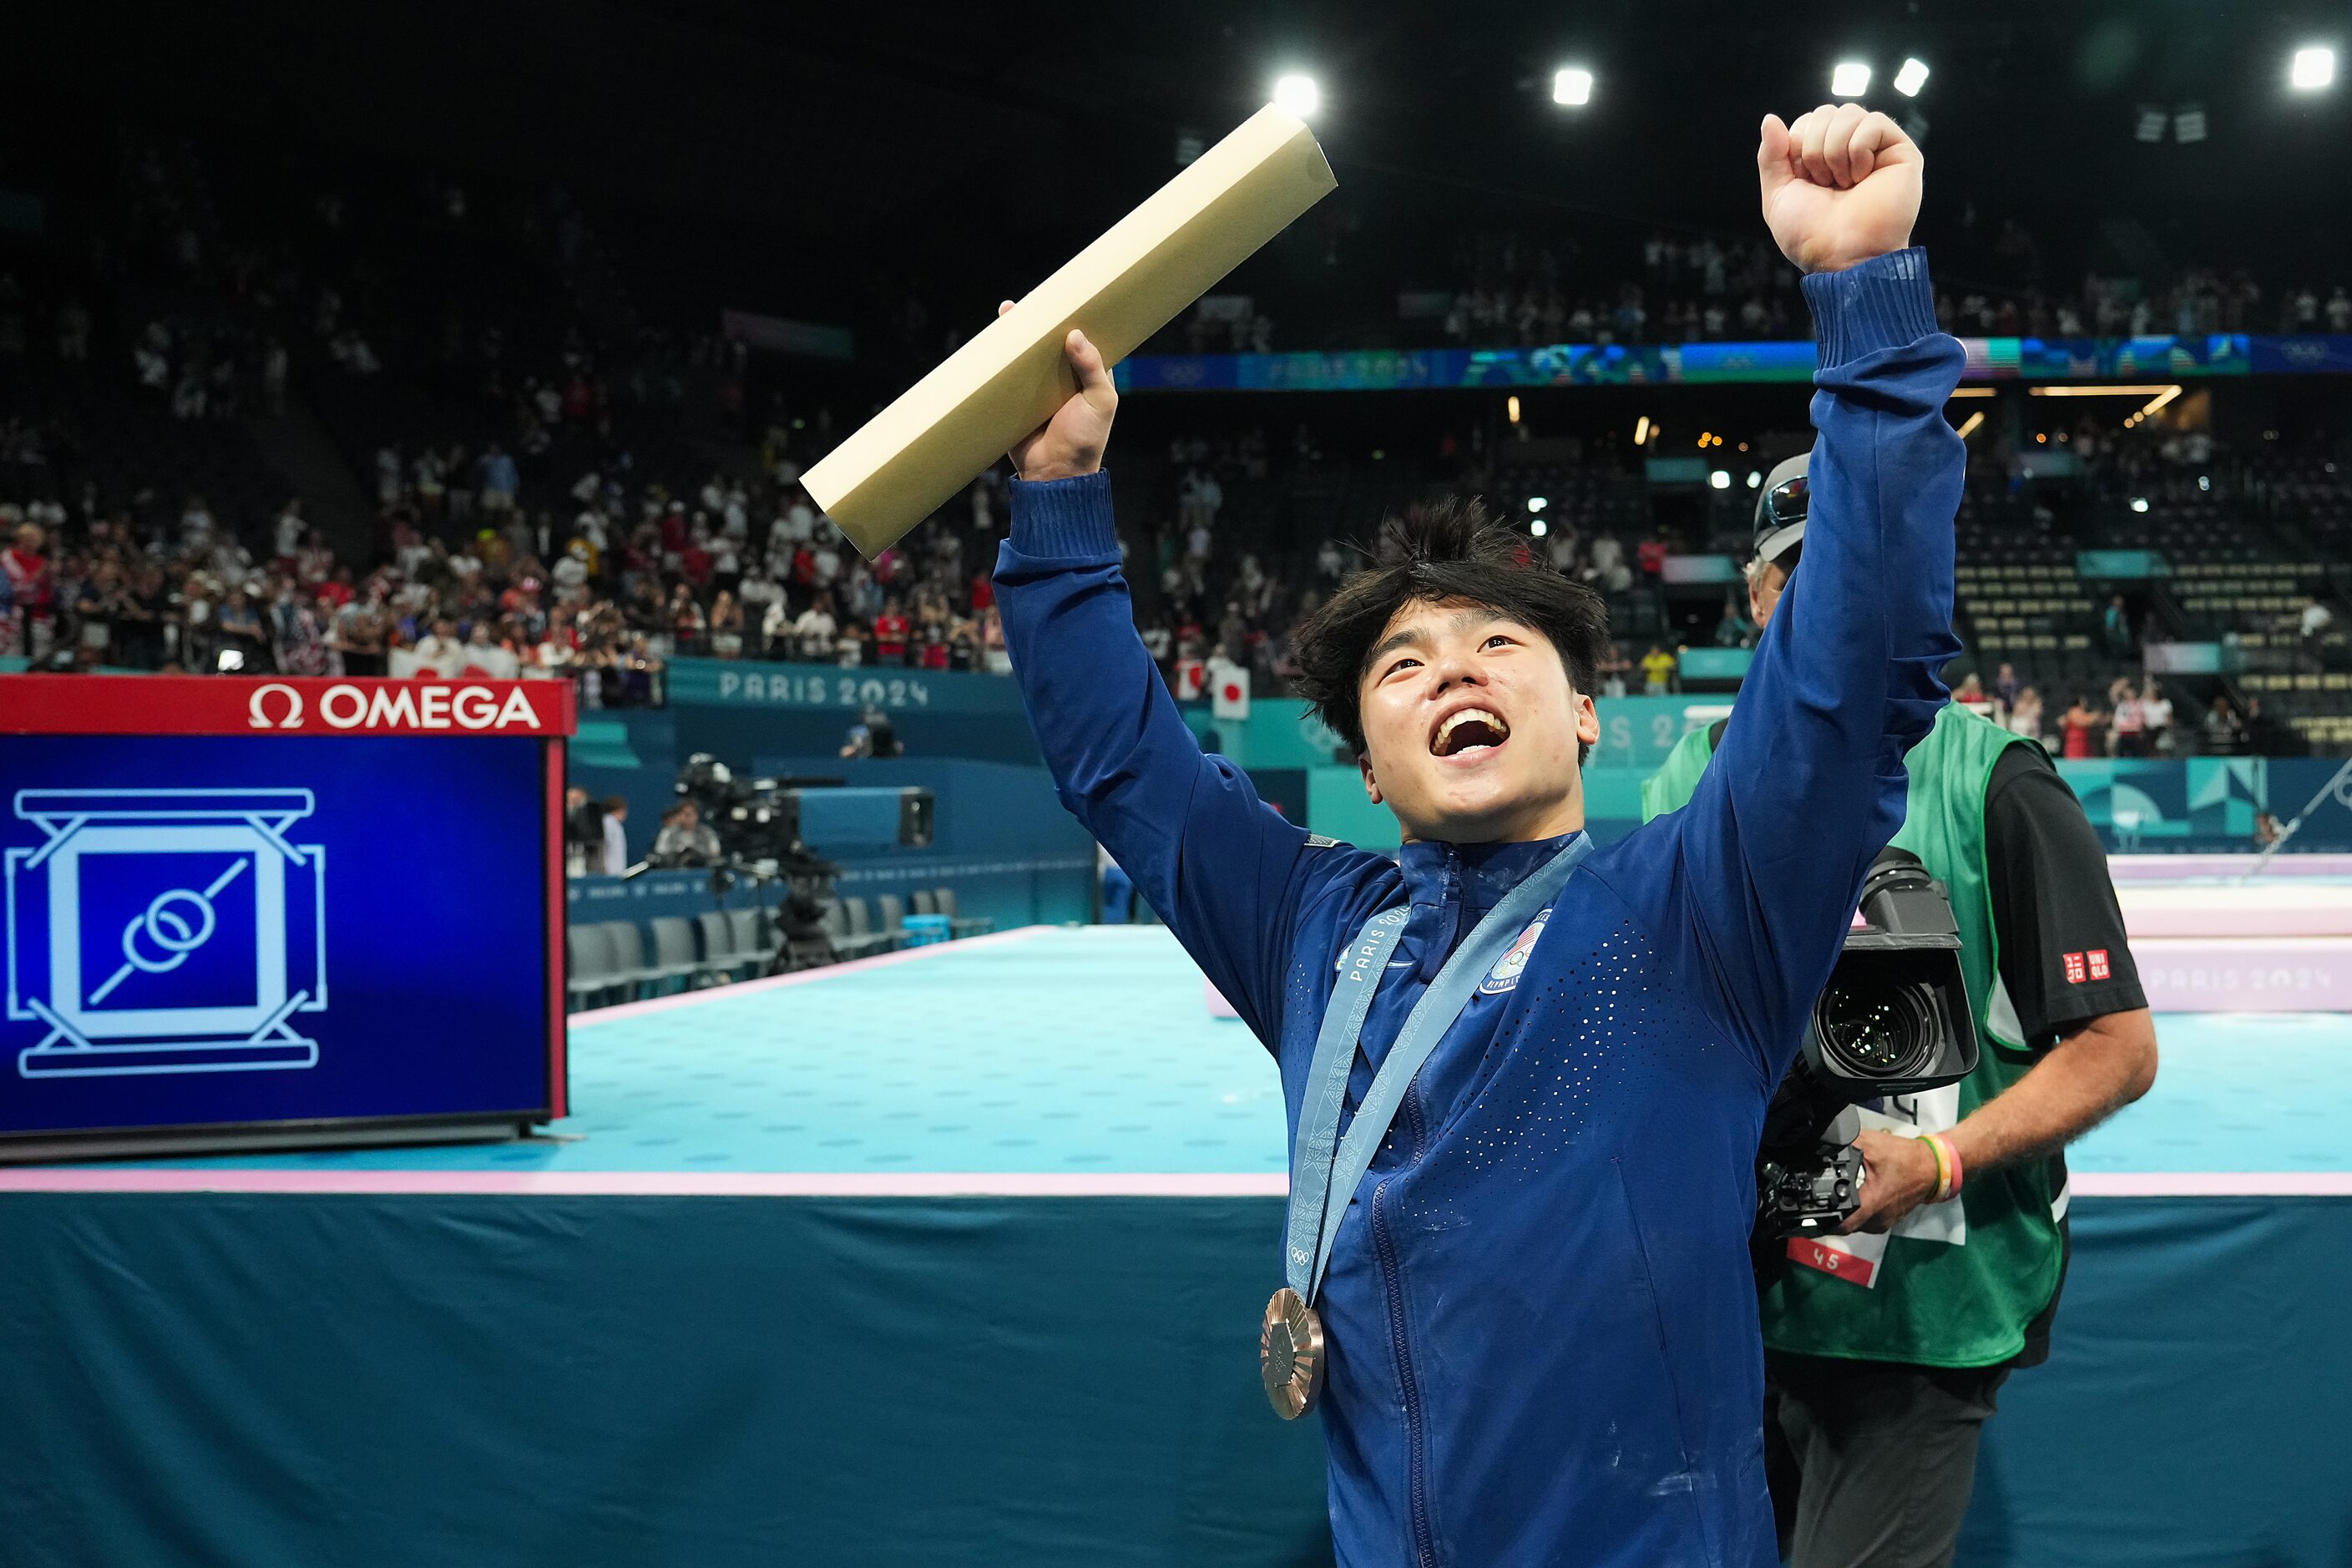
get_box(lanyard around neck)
[1283,834,1592,1304]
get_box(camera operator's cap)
[1753,452,1811,568]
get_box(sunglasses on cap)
[1763,474,1809,529]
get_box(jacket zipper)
[1373,1082,1439,1568]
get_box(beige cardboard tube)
[802,106,1336,558]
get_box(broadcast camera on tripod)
[670,754,842,974]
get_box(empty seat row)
[568,890,997,1009]
[567,911,782,1009]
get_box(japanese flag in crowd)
[1210,657,1252,722]
[1172,656,1206,702]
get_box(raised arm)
[991,326,1376,1047]
[1624,108,1965,1075]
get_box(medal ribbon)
[1283,834,1593,1305]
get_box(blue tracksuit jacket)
[994,249,1964,1567]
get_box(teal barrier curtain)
[3,1192,2347,1566]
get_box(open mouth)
[1431,707,1510,758]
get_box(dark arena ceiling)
[21,0,2352,314]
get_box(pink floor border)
[0,1168,1290,1196]
[573,923,1055,1024]
[0,1168,2344,1198]
[2107,853,2352,881]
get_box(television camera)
[1754,848,1980,1251]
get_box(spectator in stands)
[1177,467,1223,536]
[1599,642,1630,699]
[412,616,465,676]
[707,590,743,659]
[2102,594,2134,657]
[116,564,168,670]
[834,619,867,667]
[2243,695,2277,755]
[873,596,910,665]
[1639,642,1677,695]
[1584,534,1632,594]
[1954,671,1986,706]
[2110,680,2147,756]
[600,796,630,876]
[2141,680,2174,755]
[1712,595,1753,647]
[2060,693,2104,759]
[648,800,721,867]
[1992,661,2021,710]
[3,520,52,658]
[215,586,268,673]
[2202,695,2244,755]
[460,619,518,678]
[2007,686,2045,741]
[479,443,519,513]
[272,585,330,676]
[793,593,839,661]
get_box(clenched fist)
[1757,104,1922,275]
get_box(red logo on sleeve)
[2063,952,2087,984]
[2088,949,2112,981]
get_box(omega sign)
[247,683,547,731]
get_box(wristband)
[1920,1132,1950,1204]
[1925,1133,1962,1204]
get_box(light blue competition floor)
[126,928,2349,1174]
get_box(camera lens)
[1814,984,1939,1080]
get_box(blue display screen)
[1,734,553,1137]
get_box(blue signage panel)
[0,734,554,1141]
[1116,333,2347,394]
[665,659,1026,716]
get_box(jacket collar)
[1395,832,1582,981]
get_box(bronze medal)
[1260,1287,1326,1419]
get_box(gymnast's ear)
[1358,751,1383,807]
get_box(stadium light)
[2174,105,2208,144]
[1507,395,1522,424]
[1894,58,1930,97]
[1273,73,1321,119]
[1831,62,1871,98]
[1553,68,1594,107]
[2135,106,2168,143]
[2130,497,2151,513]
[1747,471,1763,489]
[1634,415,1651,446]
[1527,496,1550,512]
[2292,47,2336,91]
[1954,410,1986,440]
[1531,518,1550,538]
[1709,469,1732,490]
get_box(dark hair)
[1291,497,1609,763]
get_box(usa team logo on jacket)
[1479,912,1550,995]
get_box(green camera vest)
[1642,702,2067,1367]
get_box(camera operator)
[838,707,904,759]
[1642,453,2159,1568]
[647,799,722,868]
